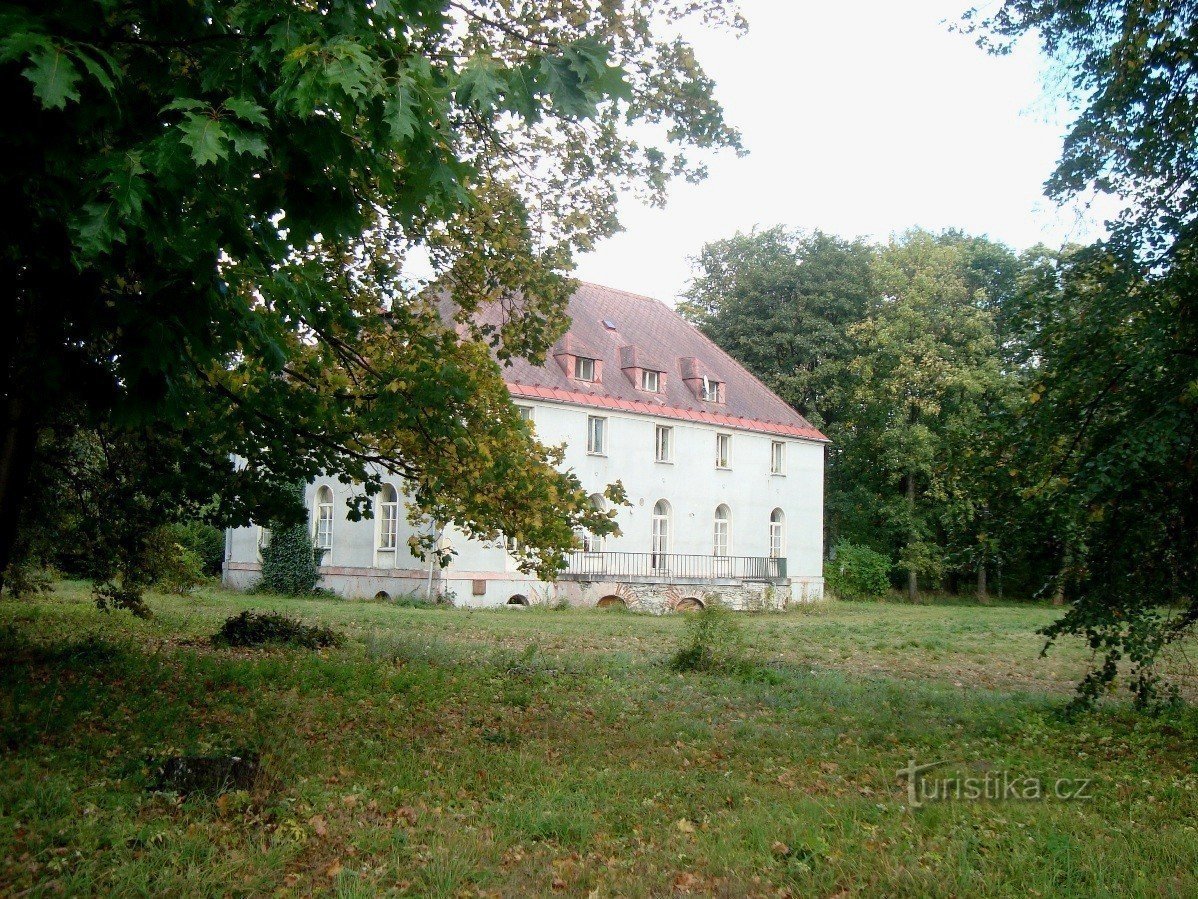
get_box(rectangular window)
[379,503,399,550]
[654,424,673,462]
[715,432,731,469]
[641,369,660,392]
[587,415,606,455]
[516,404,534,424]
[575,357,596,382]
[771,440,785,475]
[701,376,722,402]
[316,505,333,550]
[769,520,784,559]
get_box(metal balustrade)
[559,551,787,584]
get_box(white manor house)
[224,283,828,611]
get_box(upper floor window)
[715,432,731,469]
[654,424,673,462]
[640,369,660,392]
[314,485,334,550]
[575,356,597,382]
[701,376,723,402]
[587,415,607,455]
[713,504,731,556]
[378,484,399,550]
[769,508,785,559]
[771,440,785,475]
[516,404,534,424]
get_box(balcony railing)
[559,551,787,584]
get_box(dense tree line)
[684,0,1198,707]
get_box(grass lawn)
[2,582,1196,897]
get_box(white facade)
[224,395,825,609]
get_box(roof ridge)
[575,280,670,305]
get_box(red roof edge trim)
[507,382,830,443]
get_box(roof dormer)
[678,356,725,403]
[553,333,603,383]
[619,345,667,394]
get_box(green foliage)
[0,0,742,591]
[669,600,745,674]
[212,610,343,650]
[679,227,875,431]
[257,519,321,598]
[824,541,891,601]
[968,2,1198,707]
[142,526,206,596]
[167,522,225,578]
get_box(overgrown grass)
[1,581,1196,896]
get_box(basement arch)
[596,595,626,609]
[507,594,530,606]
[675,597,705,612]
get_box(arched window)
[651,499,670,569]
[314,486,334,550]
[769,508,785,559]
[378,484,399,550]
[713,504,731,557]
[580,493,606,553]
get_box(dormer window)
[701,376,723,402]
[575,357,596,382]
[641,369,660,392]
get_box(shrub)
[258,522,322,596]
[825,541,892,600]
[212,610,343,649]
[669,600,745,673]
[140,525,206,595]
[169,522,225,577]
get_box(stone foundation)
[225,560,822,611]
[557,579,791,614]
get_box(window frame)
[314,485,334,551]
[769,508,785,559]
[713,504,732,557]
[715,432,732,469]
[651,499,671,567]
[654,424,673,463]
[516,404,534,425]
[701,375,722,402]
[770,440,786,475]
[575,356,596,382]
[640,369,660,393]
[378,484,399,551]
[586,415,607,455]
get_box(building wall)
[223,397,825,605]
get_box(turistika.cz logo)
[896,759,1094,808]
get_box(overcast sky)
[573,0,1105,303]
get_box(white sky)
[573,0,1107,303]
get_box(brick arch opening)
[507,594,529,606]
[596,595,626,609]
[675,597,705,612]
[374,591,391,601]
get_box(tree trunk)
[977,556,988,604]
[1052,544,1071,607]
[905,469,918,603]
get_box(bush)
[169,522,225,577]
[141,525,206,595]
[825,540,892,600]
[258,522,322,596]
[212,610,343,649]
[669,600,745,673]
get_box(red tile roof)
[450,281,829,443]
